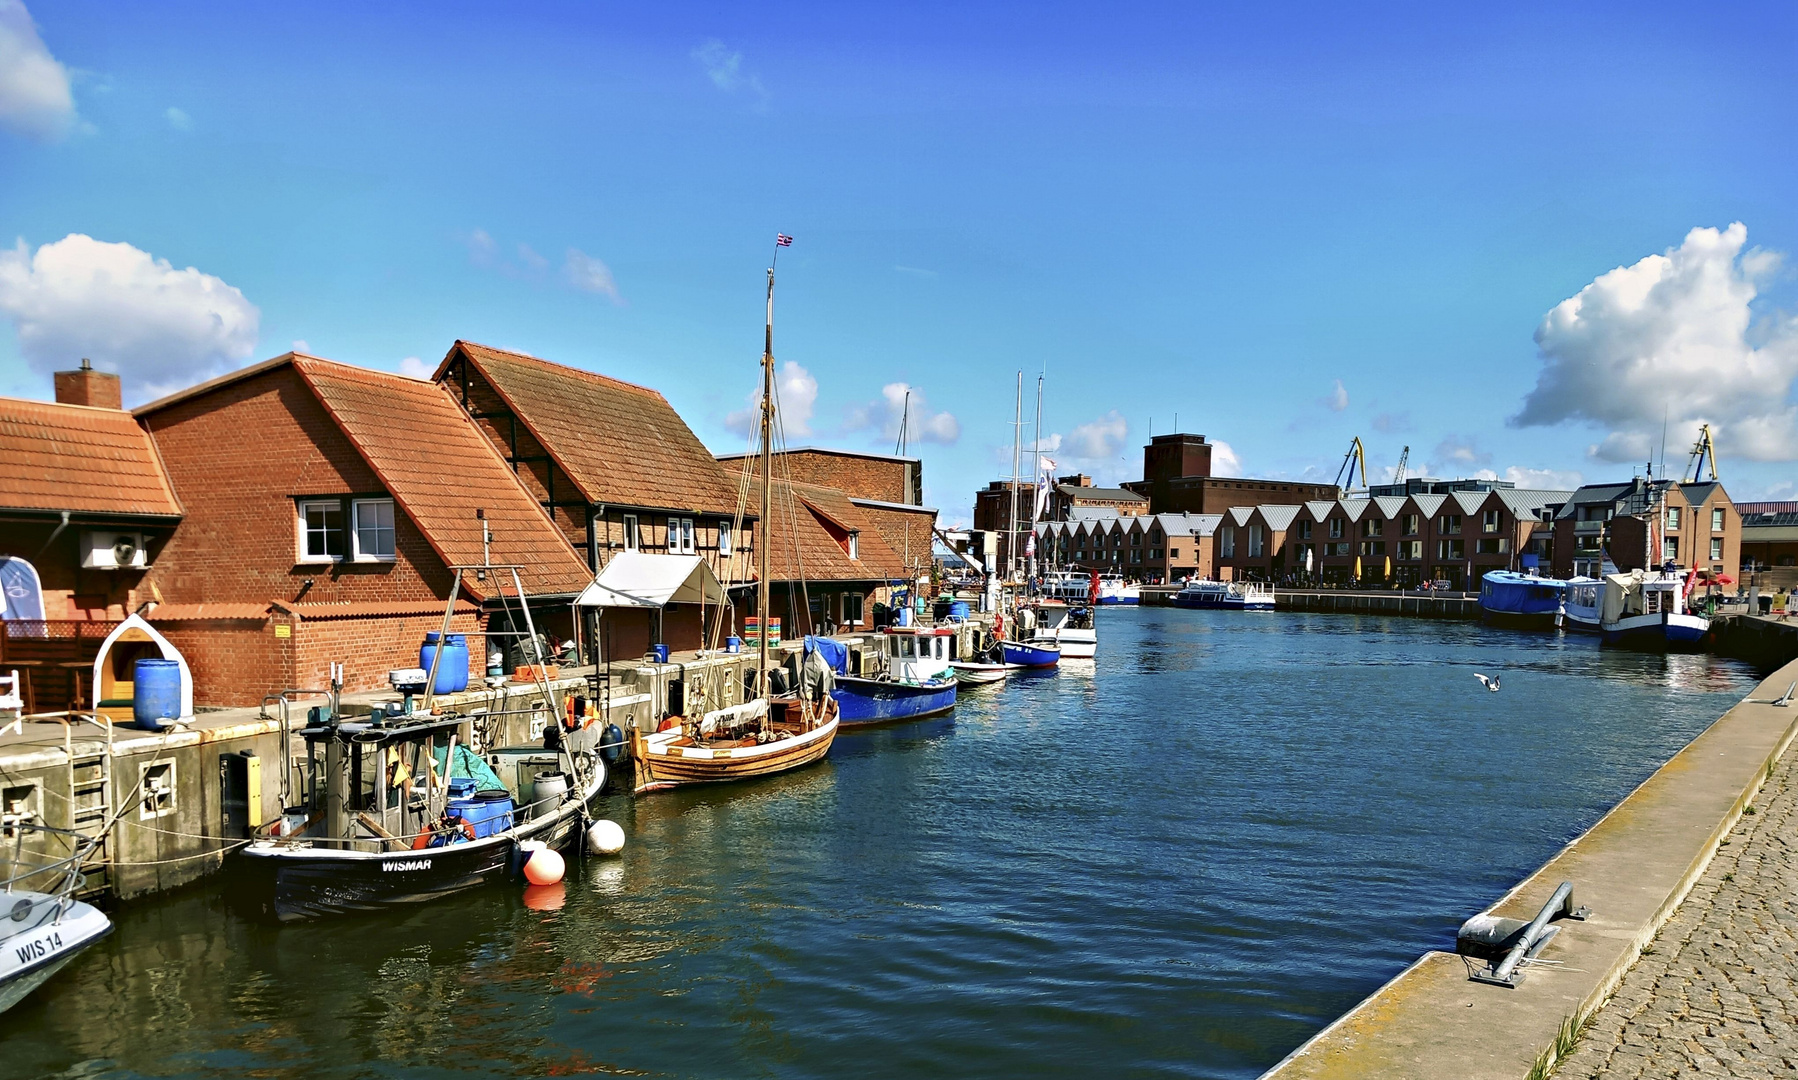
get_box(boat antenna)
[895,388,910,457]
[1031,373,1044,577]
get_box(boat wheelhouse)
[1563,576,1602,633]
[830,626,958,724]
[1030,605,1097,658]
[1599,570,1710,651]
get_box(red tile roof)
[441,342,745,517]
[745,478,905,583]
[0,396,181,518]
[291,357,594,598]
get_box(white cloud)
[0,233,259,400]
[291,339,310,353]
[0,1,75,140]
[1323,379,1348,412]
[692,38,766,99]
[466,228,498,265]
[1371,411,1411,434]
[728,360,817,438]
[1430,435,1491,471]
[1026,410,1133,483]
[1210,438,1242,476]
[563,248,622,304]
[1499,466,1584,490]
[164,106,191,131]
[847,382,959,447]
[398,356,433,381]
[518,243,548,274]
[1514,222,1798,463]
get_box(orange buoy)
[524,846,566,886]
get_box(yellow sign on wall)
[274,624,291,639]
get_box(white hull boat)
[0,891,112,1014]
[948,662,1011,685]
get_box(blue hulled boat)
[829,627,959,727]
[999,640,1061,668]
[1478,571,1568,631]
[831,675,958,723]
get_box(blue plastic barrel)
[949,601,971,620]
[726,636,742,654]
[419,633,470,693]
[651,643,670,664]
[133,658,181,730]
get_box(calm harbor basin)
[0,608,1760,1080]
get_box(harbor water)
[0,608,1759,1079]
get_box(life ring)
[412,815,477,849]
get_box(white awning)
[573,552,728,609]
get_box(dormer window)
[848,531,859,560]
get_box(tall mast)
[1032,373,1043,576]
[758,266,775,695]
[1008,371,1022,580]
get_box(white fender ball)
[586,819,626,856]
[524,846,565,886]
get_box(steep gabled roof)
[1678,481,1723,507]
[1408,493,1448,517]
[442,341,742,517]
[0,396,181,518]
[294,357,594,597]
[1449,490,1490,514]
[1372,496,1409,518]
[139,353,591,598]
[1226,506,1255,526]
[1253,505,1302,531]
[1302,499,1337,521]
[1337,499,1372,521]
[747,478,905,583]
[1494,488,1574,520]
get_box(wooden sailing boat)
[629,245,840,794]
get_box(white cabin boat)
[1563,576,1602,633]
[1031,606,1097,659]
[1599,570,1709,651]
[1172,580,1275,611]
[1095,574,1140,605]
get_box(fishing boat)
[0,889,112,1015]
[632,244,839,790]
[1171,580,1274,611]
[235,565,609,921]
[1031,605,1097,658]
[1563,576,1603,633]
[1095,574,1140,605]
[999,639,1061,668]
[1477,571,1567,631]
[1600,570,1710,651]
[1040,571,1091,604]
[831,626,958,724]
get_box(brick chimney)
[54,359,122,409]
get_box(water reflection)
[0,609,1761,1080]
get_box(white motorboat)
[1095,574,1140,605]
[1031,605,1097,658]
[0,889,112,1015]
[948,661,1012,685]
[1172,580,1275,611]
[1600,570,1710,651]
[1563,576,1602,633]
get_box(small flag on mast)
[776,234,793,246]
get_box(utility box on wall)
[219,750,264,839]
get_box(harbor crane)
[1683,423,1719,483]
[1334,436,1368,496]
[1392,445,1410,485]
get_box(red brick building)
[134,353,593,705]
[0,365,185,712]
[1127,433,1338,515]
[1551,479,1738,582]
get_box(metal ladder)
[66,717,115,898]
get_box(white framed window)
[623,514,639,552]
[1665,506,1681,531]
[1664,538,1678,562]
[1482,509,1500,533]
[847,531,859,560]
[682,518,696,554]
[1249,524,1264,557]
[298,499,345,563]
[719,523,732,558]
[351,498,396,562]
[1711,537,1723,560]
[1712,508,1724,531]
[1220,527,1235,558]
[844,591,864,626]
[667,517,695,554]
[1328,518,1343,538]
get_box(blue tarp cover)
[804,635,848,674]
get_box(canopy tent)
[574,553,727,609]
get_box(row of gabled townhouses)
[1035,478,1744,589]
[1,347,933,708]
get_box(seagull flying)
[1474,673,1501,692]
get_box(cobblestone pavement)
[1556,761,1798,1078]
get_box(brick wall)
[728,450,918,504]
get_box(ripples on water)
[0,610,1761,1079]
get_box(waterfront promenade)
[1558,759,1798,1078]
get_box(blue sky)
[3,1,1796,520]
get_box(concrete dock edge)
[1260,656,1798,1080]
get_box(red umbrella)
[1698,571,1735,584]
